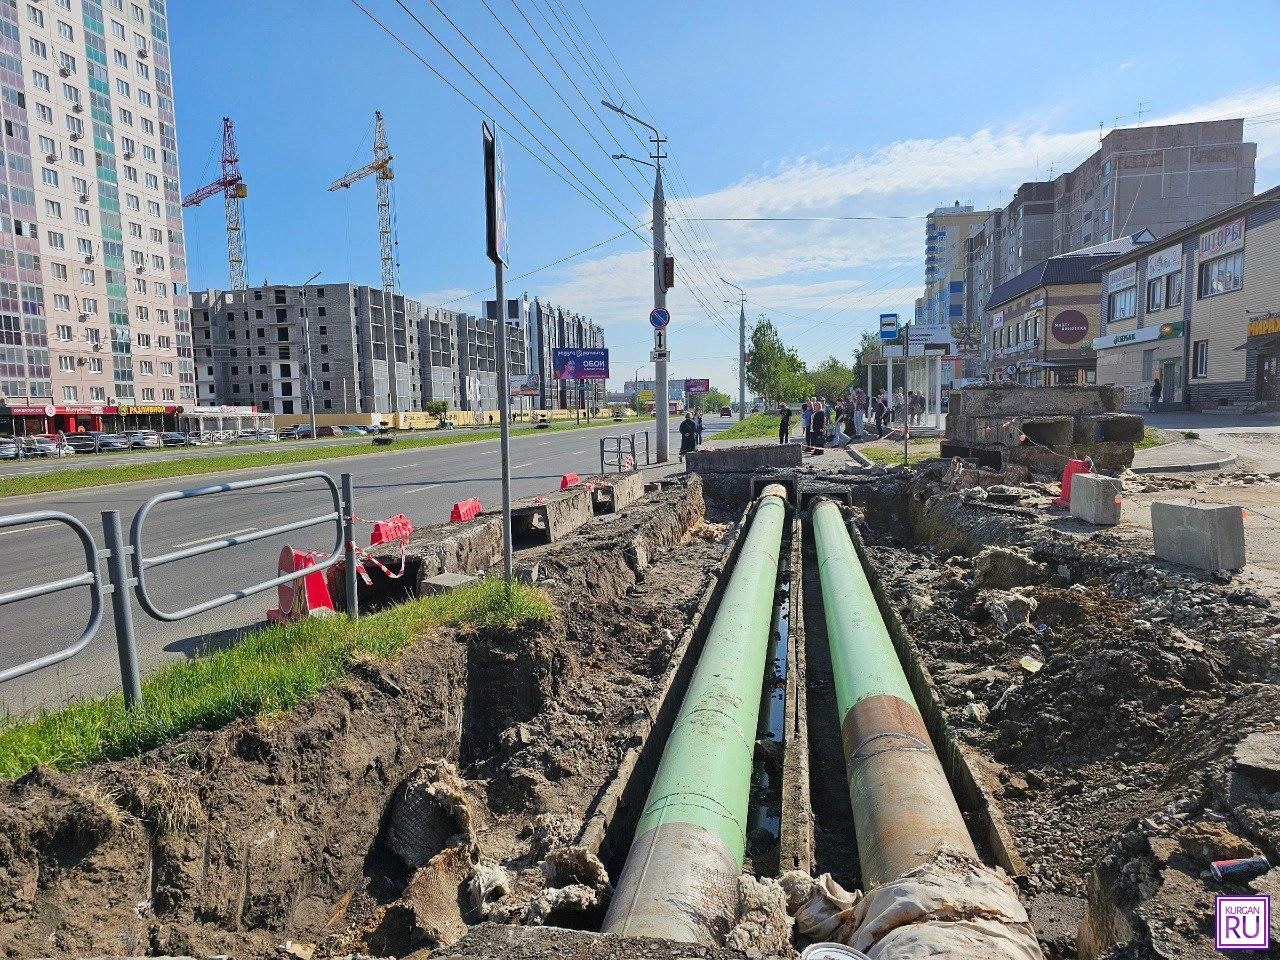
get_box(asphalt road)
[0,416,733,713]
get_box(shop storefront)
[0,403,184,437]
[1246,314,1280,403]
[1092,321,1186,408]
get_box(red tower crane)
[182,117,248,290]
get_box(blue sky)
[171,1,1280,393]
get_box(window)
[38,135,55,155]
[126,193,140,210]
[57,52,76,74]
[53,293,71,311]
[1198,250,1244,297]
[1192,340,1208,378]
[72,176,88,195]
[74,208,89,225]
[135,305,148,320]
[141,387,155,401]
[138,359,153,375]
[150,254,164,269]
[65,115,82,137]
[123,164,138,182]
[114,50,128,68]
[1141,348,1154,381]
[68,145,84,164]
[136,332,150,347]
[44,199,61,218]
[77,237,93,255]
[32,71,50,92]
[112,20,126,40]
[41,167,58,187]
[28,38,47,60]
[138,90,151,108]
[153,281,167,297]
[144,172,158,189]
[27,3,43,24]
[57,21,74,41]
[141,144,155,162]
[121,135,136,155]
[59,354,75,372]
[1146,277,1164,313]
[56,323,73,341]
[135,60,149,79]
[130,250,144,267]
[129,221,142,238]
[62,385,78,401]
[51,262,67,279]
[82,297,97,313]
[1167,270,1183,308]
[1107,286,1137,322]
[90,386,106,402]
[147,200,160,217]
[1104,159,1113,176]
[79,267,94,284]
[160,361,173,376]
[119,107,133,126]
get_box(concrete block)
[1075,413,1145,444]
[420,572,478,595]
[510,486,593,547]
[588,470,645,514]
[1069,473,1122,525]
[683,443,801,474]
[1151,499,1246,572]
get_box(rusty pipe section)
[810,497,977,888]
[602,484,789,944]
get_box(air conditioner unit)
[93,343,102,352]
[78,313,88,321]
[134,265,144,273]
[59,67,71,77]
[45,153,57,163]
[72,103,83,113]
[69,132,81,141]
[77,356,86,366]
[123,151,134,159]
[84,254,95,264]
[136,47,148,58]
[78,193,89,202]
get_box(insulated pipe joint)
[603,487,789,944]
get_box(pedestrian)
[853,388,866,439]
[893,387,905,425]
[810,397,827,448]
[872,391,886,438]
[801,400,813,447]
[1149,376,1162,411]
[831,400,852,447]
[913,391,926,426]
[693,408,704,445]
[679,411,697,458]
[778,402,792,445]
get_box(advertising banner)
[684,378,710,394]
[552,347,609,380]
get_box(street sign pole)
[903,323,910,467]
[484,121,513,586]
[652,154,669,462]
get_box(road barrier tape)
[346,512,412,583]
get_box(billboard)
[482,122,509,267]
[684,378,710,394]
[552,347,609,380]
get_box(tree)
[852,330,879,390]
[700,387,732,411]
[808,356,856,401]
[746,316,811,406]
[424,399,448,418]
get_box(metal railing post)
[341,472,359,619]
[600,438,606,476]
[101,510,142,709]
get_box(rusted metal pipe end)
[602,820,741,944]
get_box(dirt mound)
[0,478,734,959]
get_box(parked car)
[181,432,213,446]
[0,438,17,459]
[340,425,366,435]
[317,425,344,437]
[64,433,102,453]
[24,435,72,457]
[256,430,279,442]
[160,432,192,446]
[278,424,302,439]
[720,405,733,417]
[124,430,163,449]
[93,433,132,451]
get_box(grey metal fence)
[599,432,650,475]
[0,470,359,709]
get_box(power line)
[678,215,926,222]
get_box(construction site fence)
[0,470,360,709]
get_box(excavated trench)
[2,458,1272,959]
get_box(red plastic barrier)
[450,498,483,522]
[268,546,335,622]
[560,472,581,489]
[1053,457,1093,508]
[370,513,414,546]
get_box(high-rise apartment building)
[525,295,606,411]
[0,0,192,435]
[922,203,994,360]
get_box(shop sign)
[117,404,174,415]
[4,404,56,417]
[1197,216,1246,261]
[187,404,257,415]
[990,310,1005,330]
[1050,310,1090,346]
[1146,245,1183,278]
[1091,321,1185,351]
[1247,315,1280,338]
[1104,263,1137,293]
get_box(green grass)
[0,418,624,499]
[0,578,551,779]
[859,445,937,466]
[1135,426,1168,449]
[717,412,782,440]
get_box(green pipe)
[811,497,976,888]
[602,485,788,944]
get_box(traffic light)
[663,256,675,290]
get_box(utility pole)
[483,121,513,585]
[605,102,669,461]
[720,278,746,420]
[300,270,322,440]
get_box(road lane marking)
[512,461,534,469]
[0,521,59,537]
[171,527,257,549]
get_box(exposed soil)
[0,476,738,960]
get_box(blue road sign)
[650,307,670,329]
[879,313,900,341]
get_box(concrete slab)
[420,572,478,595]
[684,443,802,473]
[509,486,593,547]
[1151,499,1246,571]
[587,470,645,514]
[1070,473,1123,526]
[1233,731,1280,782]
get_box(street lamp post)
[604,102,669,461]
[300,270,322,439]
[720,277,747,420]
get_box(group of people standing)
[678,408,705,456]
[776,386,931,446]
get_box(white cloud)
[1118,61,1135,72]
[522,83,1280,391]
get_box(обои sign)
[552,347,609,380]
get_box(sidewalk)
[1131,439,1236,474]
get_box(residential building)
[419,305,461,409]
[1093,184,1280,410]
[966,120,1256,383]
[0,0,193,436]
[192,284,419,416]
[525,295,606,411]
[457,307,527,420]
[923,203,993,365]
[983,232,1154,385]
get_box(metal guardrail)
[599,431,651,474]
[0,470,360,709]
[0,511,105,685]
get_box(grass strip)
[1135,426,1168,449]
[858,444,938,466]
[0,418,633,499]
[716,412,781,440]
[0,578,551,779]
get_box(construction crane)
[182,117,248,290]
[328,110,400,411]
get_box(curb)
[1131,451,1238,474]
